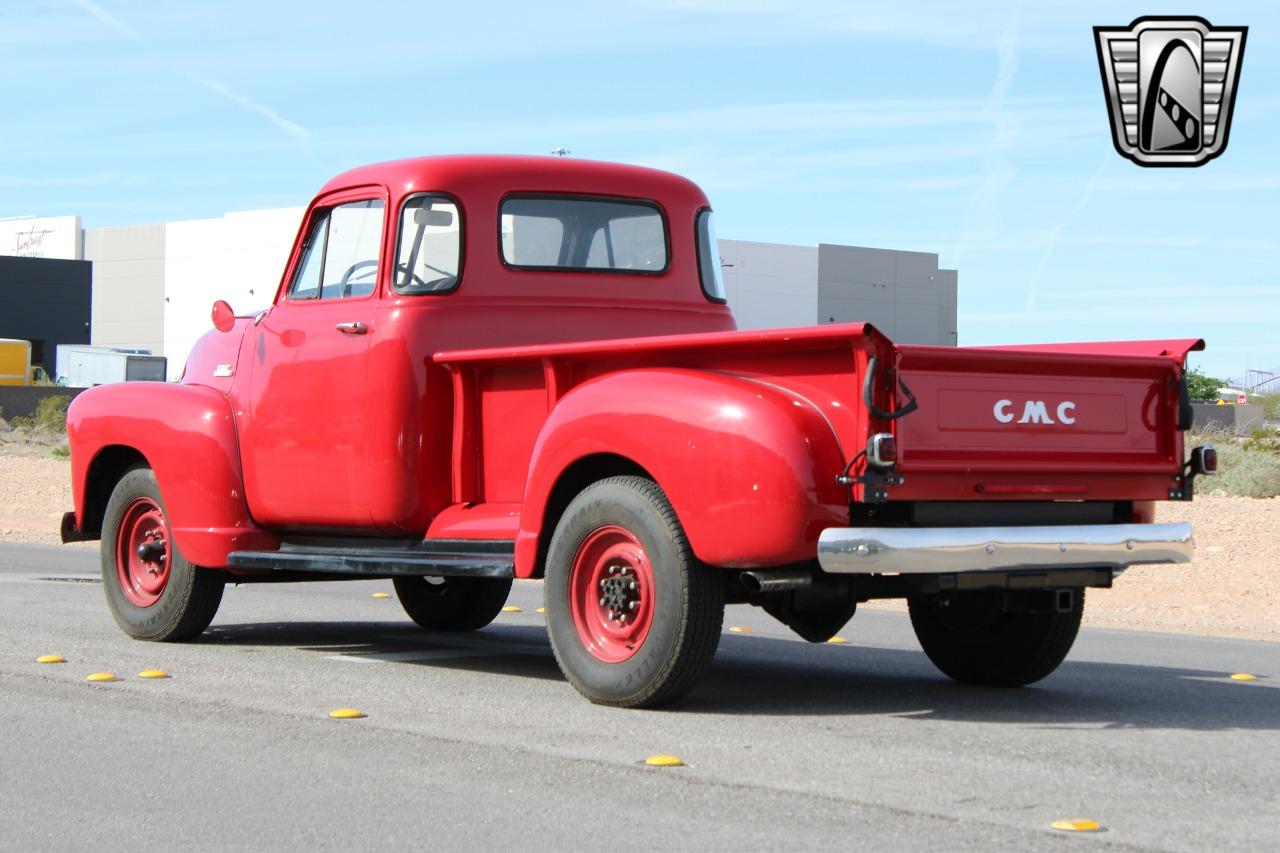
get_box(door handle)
[335,322,368,335]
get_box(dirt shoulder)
[2,451,1276,641]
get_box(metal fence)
[1242,368,1280,394]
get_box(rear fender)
[516,369,849,576]
[67,382,277,567]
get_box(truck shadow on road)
[691,642,1279,731]
[201,620,1277,731]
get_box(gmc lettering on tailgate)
[994,399,1077,425]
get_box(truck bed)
[426,323,1201,542]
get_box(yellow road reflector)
[138,669,170,679]
[86,672,117,683]
[1230,673,1257,681]
[371,592,391,599]
[727,626,752,634]
[826,637,848,644]
[329,708,367,719]
[536,607,546,614]
[502,605,523,613]
[1050,819,1102,832]
[644,754,685,767]
[36,655,66,664]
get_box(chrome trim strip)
[817,522,1193,575]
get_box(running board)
[227,538,515,579]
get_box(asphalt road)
[1,542,1276,851]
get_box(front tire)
[101,466,225,641]
[393,576,513,631]
[908,588,1084,687]
[544,476,724,708]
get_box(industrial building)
[2,209,957,382]
[0,254,91,373]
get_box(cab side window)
[395,195,461,294]
[287,199,386,301]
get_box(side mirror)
[212,300,235,333]
[414,207,454,227]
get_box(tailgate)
[889,339,1202,501]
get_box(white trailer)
[55,345,167,388]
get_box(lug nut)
[599,597,606,606]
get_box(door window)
[287,199,386,300]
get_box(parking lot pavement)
[2,542,1277,850]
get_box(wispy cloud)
[68,0,139,39]
[67,0,313,150]
[189,75,308,142]
[649,0,1084,53]
[948,16,1020,267]
[1025,150,1109,311]
[0,171,126,189]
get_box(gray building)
[721,240,957,345]
[83,224,166,355]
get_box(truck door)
[239,195,386,529]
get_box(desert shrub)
[32,395,70,431]
[10,395,70,433]
[1253,392,1280,422]
[1190,430,1280,498]
[50,443,70,458]
[1242,427,1280,454]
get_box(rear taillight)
[867,432,897,467]
[1190,444,1217,475]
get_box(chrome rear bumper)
[817,522,1193,575]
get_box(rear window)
[499,196,667,274]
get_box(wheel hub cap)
[569,526,655,663]
[116,497,171,607]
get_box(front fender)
[517,369,849,575]
[67,382,276,567]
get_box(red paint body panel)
[981,338,1204,360]
[893,344,1187,500]
[66,382,277,567]
[511,368,852,574]
[64,155,1201,579]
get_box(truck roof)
[319,155,710,210]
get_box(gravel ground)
[2,448,1276,641]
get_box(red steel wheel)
[115,496,171,607]
[545,476,724,708]
[568,525,656,663]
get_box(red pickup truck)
[63,155,1213,707]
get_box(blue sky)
[3,1,1277,380]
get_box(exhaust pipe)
[740,568,814,594]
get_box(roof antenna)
[550,147,571,157]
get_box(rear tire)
[907,588,1084,686]
[101,466,225,641]
[544,476,724,708]
[393,576,513,631]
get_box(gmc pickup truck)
[64,155,1213,707]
